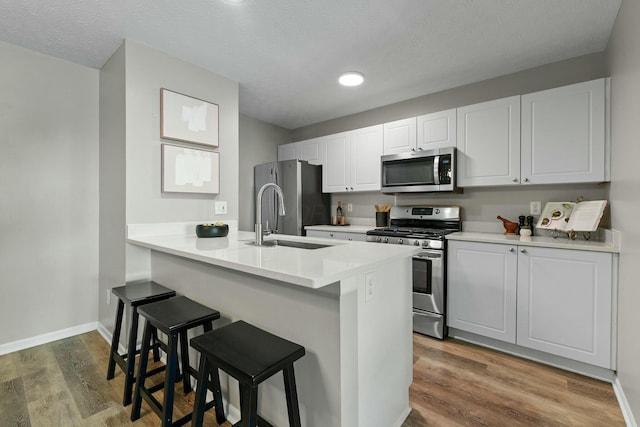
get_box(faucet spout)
[255,183,286,246]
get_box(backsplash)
[329,182,610,236]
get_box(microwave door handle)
[434,155,440,185]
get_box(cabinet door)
[521,79,607,184]
[457,96,521,187]
[350,124,383,191]
[383,118,416,155]
[277,142,299,161]
[516,247,612,368]
[322,132,350,192]
[447,241,517,343]
[299,137,323,165]
[417,108,457,150]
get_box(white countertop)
[128,224,418,288]
[446,231,619,253]
[305,225,372,234]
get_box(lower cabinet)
[306,230,367,242]
[447,240,614,368]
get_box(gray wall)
[606,0,640,421]
[291,53,609,227]
[99,39,240,328]
[0,41,99,346]
[238,114,290,231]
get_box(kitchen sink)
[246,239,333,250]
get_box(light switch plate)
[365,272,376,303]
[530,201,541,216]
[215,201,227,215]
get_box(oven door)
[412,250,444,314]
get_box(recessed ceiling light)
[338,72,364,87]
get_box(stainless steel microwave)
[381,147,459,193]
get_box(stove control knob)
[421,241,429,247]
[398,239,404,245]
[375,237,382,243]
[383,237,389,243]
[413,241,420,246]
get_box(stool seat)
[106,281,176,406]
[190,321,305,427]
[131,296,221,427]
[112,281,176,307]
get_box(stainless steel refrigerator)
[254,160,330,236]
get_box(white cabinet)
[383,118,416,155]
[277,138,323,164]
[306,230,367,241]
[457,78,609,188]
[456,96,521,187]
[447,240,614,368]
[521,78,608,184]
[516,246,612,368]
[278,143,298,161]
[323,125,383,193]
[447,241,517,342]
[382,109,456,155]
[417,108,457,151]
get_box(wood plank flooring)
[0,330,626,426]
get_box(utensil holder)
[376,212,389,228]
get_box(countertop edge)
[446,232,618,253]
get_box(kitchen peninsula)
[127,222,418,427]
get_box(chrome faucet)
[255,183,286,246]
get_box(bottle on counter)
[336,201,344,225]
[526,215,535,236]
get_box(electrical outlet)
[106,289,111,305]
[365,272,376,303]
[530,201,542,216]
[347,203,353,212]
[215,201,227,215]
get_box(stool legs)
[130,320,152,422]
[240,383,259,427]
[283,365,302,427]
[192,357,226,427]
[179,331,191,394]
[106,299,125,381]
[161,333,179,427]
[122,306,140,406]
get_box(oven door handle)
[414,251,442,259]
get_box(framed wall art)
[160,88,219,147]
[162,143,220,194]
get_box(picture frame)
[160,88,219,147]
[161,143,220,194]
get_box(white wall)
[0,41,99,346]
[99,39,240,326]
[606,0,640,421]
[238,114,290,231]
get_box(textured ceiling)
[0,0,622,129]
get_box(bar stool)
[106,281,176,406]
[190,320,306,427]
[130,296,221,427]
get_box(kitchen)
[1,1,640,426]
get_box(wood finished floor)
[0,330,625,426]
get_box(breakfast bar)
[127,223,418,427]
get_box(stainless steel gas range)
[366,206,461,339]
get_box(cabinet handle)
[330,233,334,237]
[509,248,514,252]
[411,148,416,152]
[350,187,354,191]
[345,187,349,191]
[417,147,423,151]
[523,177,529,183]
[512,178,518,183]
[520,248,527,254]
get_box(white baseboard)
[613,375,638,427]
[0,321,99,356]
[96,321,126,354]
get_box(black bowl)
[196,224,229,238]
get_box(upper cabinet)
[323,125,383,192]
[382,109,456,155]
[457,96,521,187]
[383,118,416,155]
[417,108,457,151]
[521,79,608,184]
[277,138,323,164]
[457,78,610,188]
